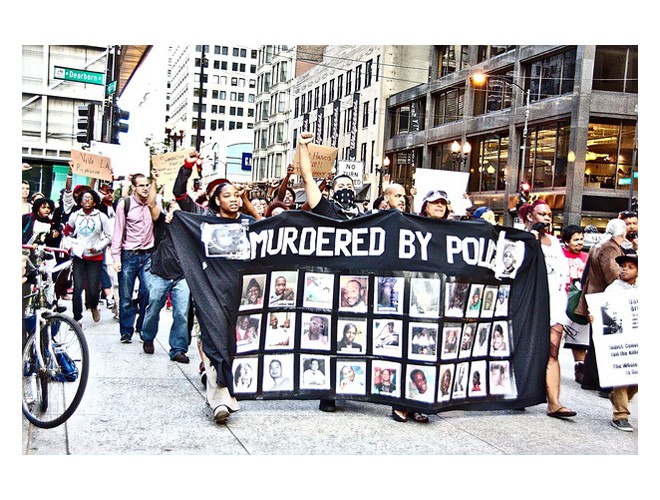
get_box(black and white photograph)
[338,275,369,312]
[408,322,438,361]
[300,313,331,351]
[489,360,513,396]
[494,235,524,279]
[262,354,294,392]
[489,320,511,357]
[458,322,476,358]
[444,281,470,317]
[472,322,492,357]
[494,284,510,317]
[300,355,330,390]
[336,360,367,395]
[372,361,401,398]
[302,271,335,309]
[201,221,250,260]
[372,319,403,358]
[452,362,469,399]
[336,318,367,354]
[440,322,461,360]
[409,277,441,317]
[238,274,266,311]
[268,271,298,307]
[235,314,261,354]
[405,364,436,403]
[437,364,455,402]
[480,285,498,318]
[468,360,487,398]
[232,357,258,393]
[374,276,405,314]
[264,311,294,349]
[465,283,485,319]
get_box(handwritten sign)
[586,289,639,387]
[151,148,197,186]
[70,149,113,181]
[292,143,338,178]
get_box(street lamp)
[472,73,531,188]
[451,140,471,169]
[166,128,185,152]
[376,155,390,196]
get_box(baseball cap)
[615,253,638,266]
[473,206,489,219]
[422,189,449,204]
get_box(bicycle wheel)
[22,314,89,428]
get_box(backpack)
[566,278,589,325]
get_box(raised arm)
[275,164,295,203]
[298,132,321,210]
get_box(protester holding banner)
[519,199,575,419]
[419,189,451,220]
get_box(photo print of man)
[239,273,266,311]
[374,276,405,314]
[600,300,624,335]
[372,361,401,398]
[235,314,261,354]
[201,221,250,259]
[468,360,487,398]
[458,323,476,359]
[472,322,491,357]
[264,311,294,349]
[489,360,514,396]
[302,271,334,309]
[263,354,294,392]
[437,364,454,402]
[336,361,367,395]
[441,323,461,360]
[452,362,469,399]
[444,281,470,317]
[232,357,258,393]
[337,318,367,354]
[409,277,441,317]
[494,285,510,317]
[373,319,403,358]
[268,271,298,307]
[300,355,330,390]
[339,275,369,312]
[494,235,524,279]
[405,364,436,403]
[300,313,331,350]
[480,285,498,319]
[489,321,511,357]
[465,283,485,319]
[408,322,438,361]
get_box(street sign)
[53,66,104,86]
[106,80,117,96]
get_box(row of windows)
[196,45,258,59]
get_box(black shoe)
[143,341,154,354]
[120,334,132,344]
[611,418,633,432]
[171,352,190,364]
[319,399,336,412]
[598,390,611,399]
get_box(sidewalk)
[22,303,638,456]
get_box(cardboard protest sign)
[151,148,197,185]
[292,143,337,178]
[70,149,113,181]
[586,289,639,387]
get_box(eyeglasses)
[310,321,326,329]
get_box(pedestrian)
[561,225,589,383]
[62,189,113,325]
[472,206,497,225]
[110,173,156,344]
[574,218,627,394]
[97,183,118,316]
[519,199,575,419]
[618,210,638,254]
[22,179,32,215]
[419,189,451,220]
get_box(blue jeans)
[141,273,190,359]
[118,250,151,337]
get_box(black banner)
[348,93,360,161]
[302,113,310,132]
[330,99,341,148]
[171,210,549,413]
[315,107,324,145]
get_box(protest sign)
[70,149,113,181]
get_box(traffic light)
[111,106,130,144]
[76,104,95,145]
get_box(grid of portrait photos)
[231,268,518,406]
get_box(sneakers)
[171,352,190,364]
[120,333,132,344]
[106,296,115,309]
[143,341,154,354]
[611,418,633,432]
[90,307,101,323]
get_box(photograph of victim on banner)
[170,209,551,414]
[586,289,639,387]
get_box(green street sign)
[53,66,104,86]
[106,80,117,96]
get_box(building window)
[362,101,369,128]
[355,64,362,92]
[472,69,514,116]
[321,83,327,107]
[221,61,227,70]
[528,48,576,102]
[307,90,312,113]
[466,134,510,192]
[436,45,469,78]
[329,79,335,102]
[280,61,288,82]
[521,121,570,190]
[295,97,300,118]
[373,98,378,125]
[346,70,352,95]
[233,47,239,57]
[337,75,343,99]
[593,45,638,93]
[584,120,637,191]
[477,45,516,63]
[433,87,464,126]
[314,87,319,109]
[365,59,373,88]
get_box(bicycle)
[22,244,90,429]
